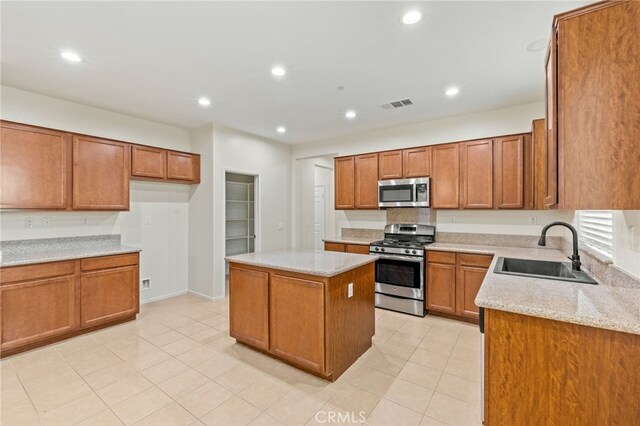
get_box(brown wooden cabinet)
[229,267,269,350]
[354,154,379,209]
[532,119,547,210]
[334,157,355,210]
[460,139,493,209]
[484,309,640,425]
[494,135,524,209]
[426,250,491,322]
[131,145,166,179]
[403,146,431,178]
[378,150,403,180]
[228,262,375,381]
[547,1,640,209]
[323,242,369,254]
[0,121,72,209]
[0,253,139,357]
[72,135,130,210]
[431,144,460,209]
[167,151,200,183]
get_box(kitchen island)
[225,249,377,381]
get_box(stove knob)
[412,250,417,254]
[374,247,379,251]
[404,249,410,254]
[380,248,385,252]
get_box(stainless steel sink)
[494,257,598,285]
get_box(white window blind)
[577,210,613,258]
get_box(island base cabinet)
[484,309,640,425]
[228,262,375,381]
[0,253,139,358]
[229,267,269,350]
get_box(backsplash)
[341,228,384,240]
[386,208,436,225]
[436,232,564,249]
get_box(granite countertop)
[226,249,378,277]
[0,235,141,267]
[322,237,379,245]
[425,243,640,335]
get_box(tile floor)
[1,294,482,426]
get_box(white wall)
[0,86,191,303]
[211,124,291,298]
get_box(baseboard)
[140,290,188,304]
[187,289,226,302]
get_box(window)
[577,210,614,258]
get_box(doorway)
[225,172,257,260]
[313,185,325,250]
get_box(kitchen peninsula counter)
[225,249,377,381]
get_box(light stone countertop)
[426,243,640,335]
[226,249,378,277]
[0,235,141,268]
[322,237,380,245]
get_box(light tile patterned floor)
[0,294,482,425]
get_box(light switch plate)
[347,283,353,298]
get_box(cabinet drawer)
[0,261,76,285]
[81,253,139,271]
[345,244,370,255]
[427,251,456,265]
[458,253,493,268]
[324,242,346,252]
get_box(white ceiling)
[1,1,587,144]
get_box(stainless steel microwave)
[378,177,430,208]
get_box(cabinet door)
[324,242,346,252]
[1,275,75,351]
[354,153,379,209]
[334,157,355,209]
[345,244,370,255]
[494,135,524,209]
[403,146,431,178]
[456,265,487,319]
[426,263,456,314]
[229,267,269,350]
[167,151,197,181]
[545,36,558,207]
[72,136,130,210]
[431,144,460,209]
[131,145,166,179]
[270,274,325,374]
[378,150,403,180]
[80,266,138,328]
[0,122,71,209]
[460,139,493,209]
[532,119,547,210]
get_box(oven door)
[374,255,424,300]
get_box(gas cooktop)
[369,224,435,257]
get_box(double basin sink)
[494,257,597,285]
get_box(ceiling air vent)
[380,99,413,110]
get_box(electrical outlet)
[529,215,537,225]
[42,217,51,227]
[141,278,151,290]
[24,217,34,228]
[145,216,152,225]
[277,222,284,230]
[449,216,455,223]
[347,283,353,298]
[82,217,89,225]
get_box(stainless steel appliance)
[378,177,430,208]
[369,224,435,316]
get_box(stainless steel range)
[369,224,435,317]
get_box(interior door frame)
[223,168,260,254]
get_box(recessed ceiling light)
[197,97,211,107]
[276,126,286,134]
[345,110,356,119]
[401,10,422,25]
[60,50,82,63]
[526,38,548,52]
[445,87,460,97]
[271,66,286,77]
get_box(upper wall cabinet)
[72,136,130,211]
[460,139,493,209]
[532,119,547,210]
[378,150,403,180]
[547,1,640,209]
[403,146,431,178]
[354,154,379,209]
[167,151,200,183]
[431,144,460,209]
[0,122,71,209]
[494,135,525,209]
[131,145,166,179]
[335,157,355,209]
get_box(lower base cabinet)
[426,251,492,322]
[323,242,370,255]
[229,262,375,381]
[0,253,139,357]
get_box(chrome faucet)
[538,221,581,271]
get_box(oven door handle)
[375,254,424,263]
